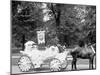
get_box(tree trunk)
[56,10,61,26]
[22,34,25,50]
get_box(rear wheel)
[49,58,61,72]
[60,60,68,71]
[18,55,33,72]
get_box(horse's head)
[90,45,96,54]
[84,44,96,54]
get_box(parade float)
[18,30,69,72]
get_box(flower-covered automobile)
[18,41,69,72]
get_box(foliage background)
[11,1,96,53]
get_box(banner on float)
[37,31,45,44]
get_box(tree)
[12,1,96,52]
[12,1,44,50]
[46,4,96,46]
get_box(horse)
[70,44,96,70]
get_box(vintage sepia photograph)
[11,0,96,74]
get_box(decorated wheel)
[49,58,62,72]
[18,55,33,72]
[60,60,68,71]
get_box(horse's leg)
[91,55,95,69]
[89,59,91,69]
[72,58,77,70]
[89,58,92,69]
[75,59,77,70]
[89,55,95,69]
[71,58,74,70]
[74,58,77,70]
[91,58,94,69]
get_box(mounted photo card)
[11,0,96,74]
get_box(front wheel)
[18,55,33,72]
